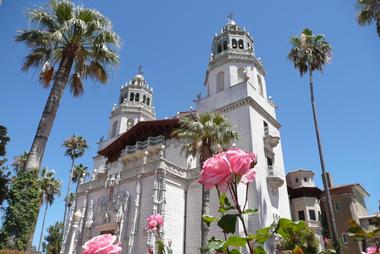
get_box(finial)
[227,11,234,22]
[137,65,144,75]
[226,11,236,25]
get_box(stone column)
[66,210,82,254]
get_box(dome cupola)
[108,65,156,139]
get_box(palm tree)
[357,0,380,36]
[71,163,88,212]
[16,0,120,172]
[288,28,340,254]
[42,222,64,254]
[172,112,239,252]
[15,1,119,245]
[62,135,88,228]
[65,193,75,211]
[38,168,61,252]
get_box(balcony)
[267,165,285,190]
[120,135,166,161]
[263,127,280,152]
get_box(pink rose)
[82,234,121,254]
[199,153,232,192]
[147,214,164,230]
[366,247,380,254]
[199,148,257,192]
[225,148,256,176]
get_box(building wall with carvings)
[63,18,291,254]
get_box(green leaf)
[230,249,242,254]
[202,214,218,227]
[217,214,238,234]
[242,208,258,215]
[207,238,225,251]
[253,246,266,254]
[219,192,233,213]
[156,240,165,254]
[254,226,272,244]
[224,236,247,247]
[219,192,227,206]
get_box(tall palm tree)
[16,0,120,172]
[71,163,88,212]
[38,168,61,252]
[288,28,340,253]
[15,1,119,246]
[357,0,380,36]
[172,112,239,252]
[62,135,88,228]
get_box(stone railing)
[123,135,165,154]
[268,165,284,179]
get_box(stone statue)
[166,239,173,254]
[85,200,94,229]
[112,194,121,212]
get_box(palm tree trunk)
[200,145,212,253]
[26,53,75,250]
[63,159,75,227]
[38,203,49,252]
[309,70,341,254]
[25,54,75,172]
[73,181,80,214]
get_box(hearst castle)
[62,18,293,254]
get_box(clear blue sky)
[1,0,379,247]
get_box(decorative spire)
[137,65,144,75]
[227,11,235,24]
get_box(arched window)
[135,93,140,102]
[217,44,222,53]
[129,92,135,101]
[216,71,224,92]
[111,121,118,137]
[257,74,264,96]
[146,97,150,106]
[127,119,134,129]
[223,40,228,50]
[237,68,246,83]
[238,39,244,49]
[143,95,146,103]
[232,39,237,48]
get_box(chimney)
[323,172,334,188]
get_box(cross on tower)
[137,65,144,75]
[227,11,234,22]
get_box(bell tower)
[196,16,291,246]
[204,15,267,99]
[108,66,156,139]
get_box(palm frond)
[52,1,73,25]
[29,8,57,32]
[86,60,108,83]
[39,62,54,87]
[21,47,51,72]
[15,30,52,48]
[69,73,84,97]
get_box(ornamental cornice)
[110,104,155,119]
[78,158,196,195]
[215,97,281,129]
[209,53,265,76]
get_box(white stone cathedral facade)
[63,18,291,254]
